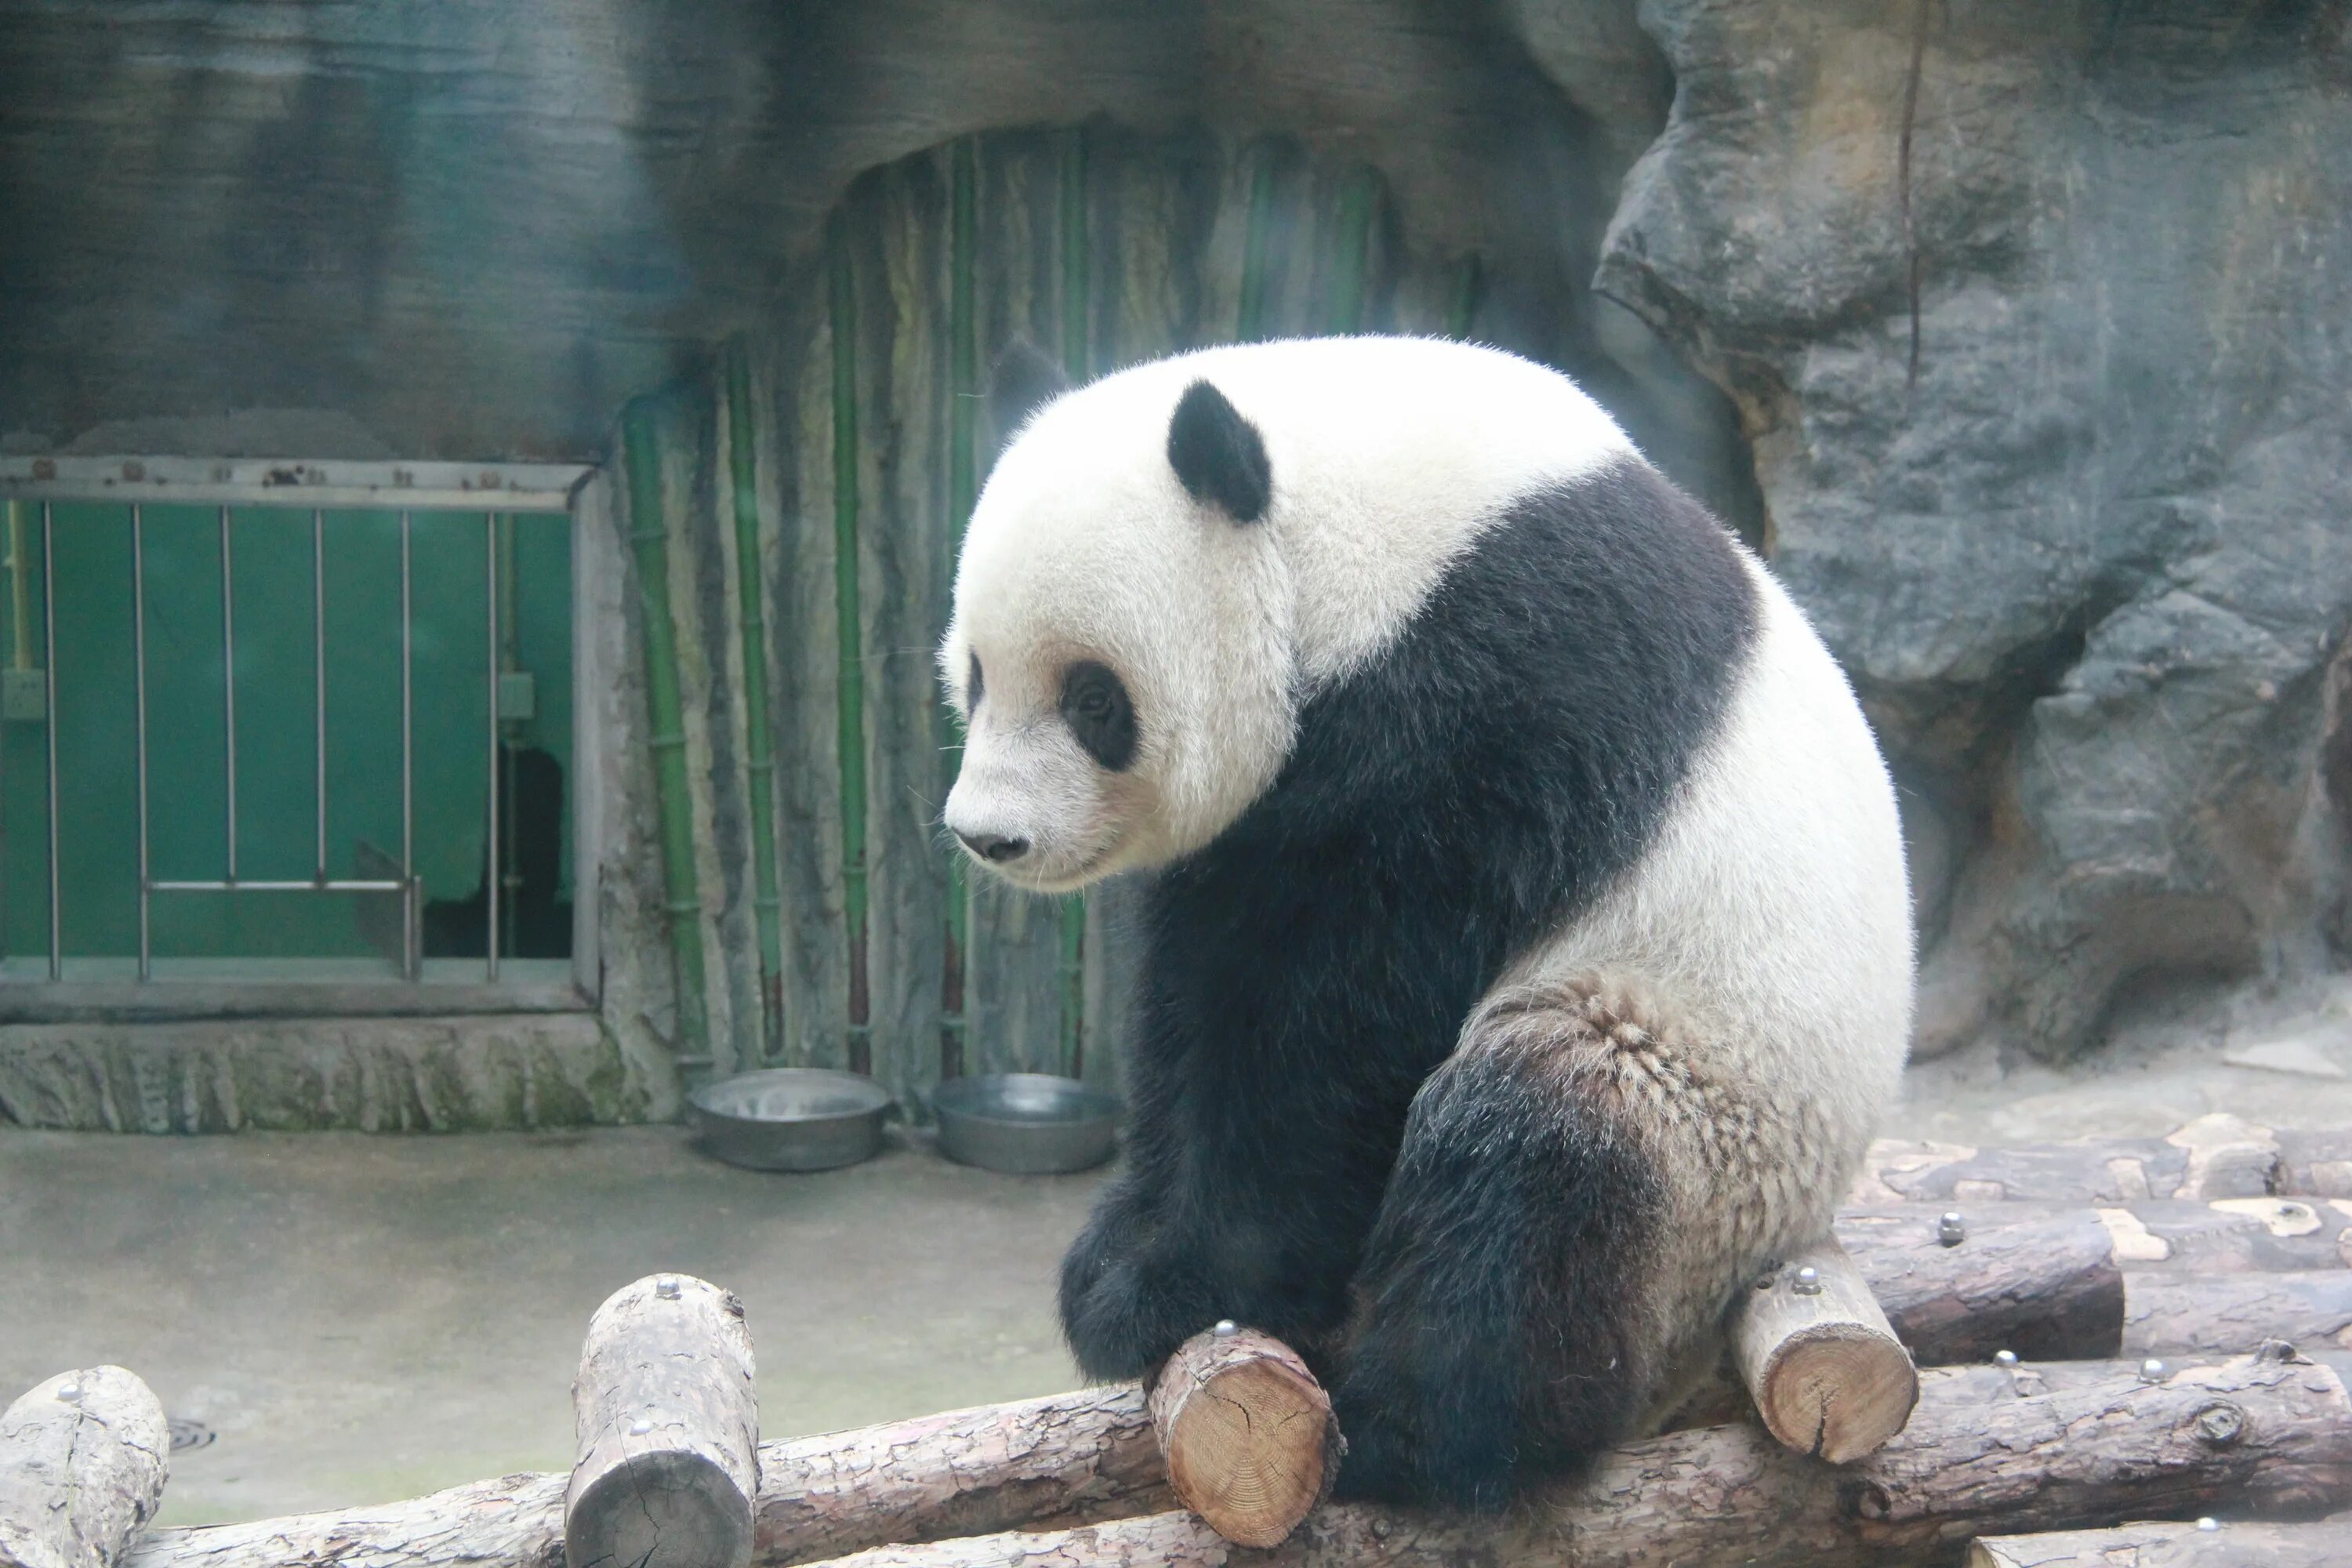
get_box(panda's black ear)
[1167,379,1271,524]
[987,339,1070,454]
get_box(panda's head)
[938,347,1298,893]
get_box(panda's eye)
[967,652,984,710]
[1058,660,1136,772]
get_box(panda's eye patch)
[967,652,984,710]
[1058,660,1136,772]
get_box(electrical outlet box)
[2,668,45,723]
[496,670,536,723]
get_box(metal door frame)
[0,455,599,1018]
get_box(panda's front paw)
[1058,1193,1214,1380]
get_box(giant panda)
[938,335,1914,1511]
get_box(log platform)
[53,1116,2352,1568]
[777,1350,2352,1568]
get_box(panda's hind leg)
[1330,981,1779,1511]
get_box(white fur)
[1504,552,1915,1221]
[941,336,1635,888]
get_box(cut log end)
[1148,1326,1338,1548]
[1755,1323,1921,1463]
[1735,1237,1918,1463]
[569,1450,753,1568]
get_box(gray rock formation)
[1596,0,2352,1058]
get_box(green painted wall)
[0,504,572,963]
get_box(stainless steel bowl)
[931,1073,1120,1174]
[687,1069,893,1172]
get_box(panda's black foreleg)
[1330,1005,1668,1512]
[1057,1172,1232,1381]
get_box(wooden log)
[1969,1519,2352,1566]
[788,1352,2352,1568]
[0,1367,170,1568]
[2100,1198,2352,1272]
[1146,1326,1338,1548]
[1854,1116,2281,1206]
[1840,1197,2352,1367]
[129,1385,1170,1568]
[1735,1238,1918,1461]
[752,1386,1167,1564]
[2124,1270,2352,1357]
[567,1275,760,1568]
[2279,1131,2352,1200]
[1838,1205,2125,1363]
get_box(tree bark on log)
[1735,1238,1918,1461]
[1,1368,171,1568]
[566,1275,760,1568]
[1854,1116,2281,1207]
[1145,1327,1338,1548]
[2278,1131,2352,1200]
[127,1385,1171,1568]
[1969,1519,2352,1566]
[789,1352,2352,1568]
[1838,1205,2125,1363]
[2124,1270,2352,1358]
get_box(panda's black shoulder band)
[1167,379,1272,523]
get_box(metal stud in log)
[0,1367,169,1568]
[1735,1238,1919,1462]
[566,1275,760,1568]
[1147,1323,1340,1548]
[1969,1519,2352,1566]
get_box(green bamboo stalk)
[1446,255,1485,339]
[1328,168,1381,335]
[5,501,31,670]
[942,136,979,1080]
[830,229,873,1076]
[1057,125,1089,1080]
[1236,150,1279,343]
[621,405,712,1070]
[725,339,786,1062]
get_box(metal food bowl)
[931,1073,1121,1174]
[688,1069,894,1172]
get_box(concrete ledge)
[0,1014,652,1132]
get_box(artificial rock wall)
[2,0,2346,1097]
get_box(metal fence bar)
[401,510,417,980]
[131,504,151,980]
[485,511,500,982]
[41,501,59,979]
[218,503,238,882]
[151,879,405,893]
[313,506,327,884]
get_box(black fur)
[1059,659,1137,771]
[1058,456,1758,1505]
[1166,379,1272,522]
[1333,1033,1661,1509]
[988,339,1069,451]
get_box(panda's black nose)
[957,830,1029,864]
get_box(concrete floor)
[5,971,2350,1529]
[0,1124,1102,1526]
